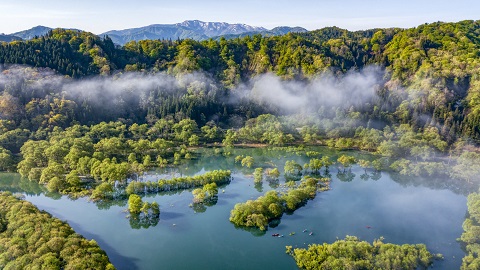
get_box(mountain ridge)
[100,20,306,44]
[0,19,480,141]
[11,25,84,40]
[12,25,52,40]
[0,34,21,42]
[6,20,307,45]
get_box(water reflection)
[191,196,218,213]
[232,223,266,237]
[336,170,356,182]
[0,173,45,195]
[129,214,160,229]
[94,198,127,210]
[0,146,470,270]
[267,178,279,189]
[254,181,263,192]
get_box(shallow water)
[0,147,468,269]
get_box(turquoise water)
[0,148,468,269]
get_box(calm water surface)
[0,148,468,269]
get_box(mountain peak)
[176,20,267,34]
[10,21,307,46]
[101,20,272,45]
[12,26,53,40]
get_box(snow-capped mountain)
[101,20,305,45]
[7,21,308,45]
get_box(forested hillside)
[0,20,479,141]
[0,19,479,269]
[0,20,479,190]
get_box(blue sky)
[0,0,477,34]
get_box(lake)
[0,147,468,269]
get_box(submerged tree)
[192,182,218,204]
[337,155,356,172]
[253,168,263,183]
[241,156,255,168]
[128,194,143,214]
[284,160,302,175]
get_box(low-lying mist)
[1,64,479,193]
[238,65,385,114]
[0,64,386,115]
[0,65,218,101]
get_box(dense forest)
[0,20,479,141]
[1,19,480,269]
[0,21,478,184]
[0,192,114,269]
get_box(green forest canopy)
[0,20,479,141]
[0,192,115,269]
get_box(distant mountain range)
[100,20,307,44]
[0,34,21,42]
[11,25,53,40]
[3,20,307,45]
[211,26,309,41]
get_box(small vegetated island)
[286,236,438,270]
[230,174,329,231]
[0,19,479,268]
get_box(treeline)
[0,67,234,129]
[0,20,478,194]
[2,111,478,197]
[12,119,228,195]
[286,236,437,270]
[0,20,480,140]
[0,192,115,269]
[224,114,480,184]
[125,170,231,195]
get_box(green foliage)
[284,160,302,175]
[126,194,160,228]
[337,155,356,171]
[234,155,244,163]
[0,20,479,197]
[452,152,480,183]
[460,191,480,269]
[201,123,220,142]
[287,236,435,270]
[1,21,479,267]
[307,158,323,173]
[90,182,114,201]
[128,194,143,214]
[266,168,280,179]
[222,129,238,147]
[238,114,294,145]
[0,192,114,269]
[0,147,14,171]
[173,119,198,143]
[126,170,231,195]
[241,156,254,168]
[229,176,328,230]
[192,182,218,204]
[358,159,372,172]
[390,159,446,177]
[0,20,478,141]
[253,168,263,183]
[150,201,160,217]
